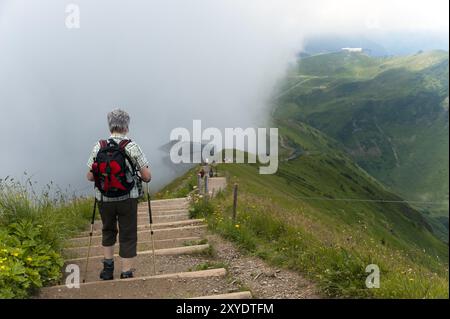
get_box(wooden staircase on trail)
[38,177,253,299]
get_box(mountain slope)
[159,127,448,297]
[274,122,445,257]
[274,50,449,237]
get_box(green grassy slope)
[161,130,448,297]
[269,123,446,258]
[274,50,449,236]
[217,161,448,298]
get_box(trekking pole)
[83,196,97,283]
[146,182,157,275]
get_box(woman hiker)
[86,108,151,280]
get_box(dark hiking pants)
[98,198,138,258]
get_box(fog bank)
[0,0,447,193]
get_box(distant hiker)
[212,160,218,177]
[208,167,214,178]
[199,168,205,178]
[86,108,151,280]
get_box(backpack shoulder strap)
[99,140,108,149]
[118,139,137,173]
[119,139,132,150]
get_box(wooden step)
[141,206,189,212]
[66,225,207,247]
[191,291,253,299]
[62,251,214,283]
[148,198,189,204]
[138,209,189,216]
[148,205,189,209]
[141,198,188,203]
[65,244,211,263]
[142,203,188,208]
[89,213,190,232]
[38,269,228,299]
[140,202,189,208]
[137,213,190,223]
[64,236,204,259]
[77,219,205,237]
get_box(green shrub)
[0,177,92,298]
[189,193,215,219]
[0,221,64,298]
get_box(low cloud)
[0,0,447,192]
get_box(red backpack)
[91,139,136,198]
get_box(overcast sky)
[0,0,448,192]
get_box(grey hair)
[107,108,130,133]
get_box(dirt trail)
[37,177,318,299]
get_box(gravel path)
[207,234,320,299]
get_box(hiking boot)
[99,259,114,280]
[120,270,134,279]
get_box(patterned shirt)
[87,134,149,202]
